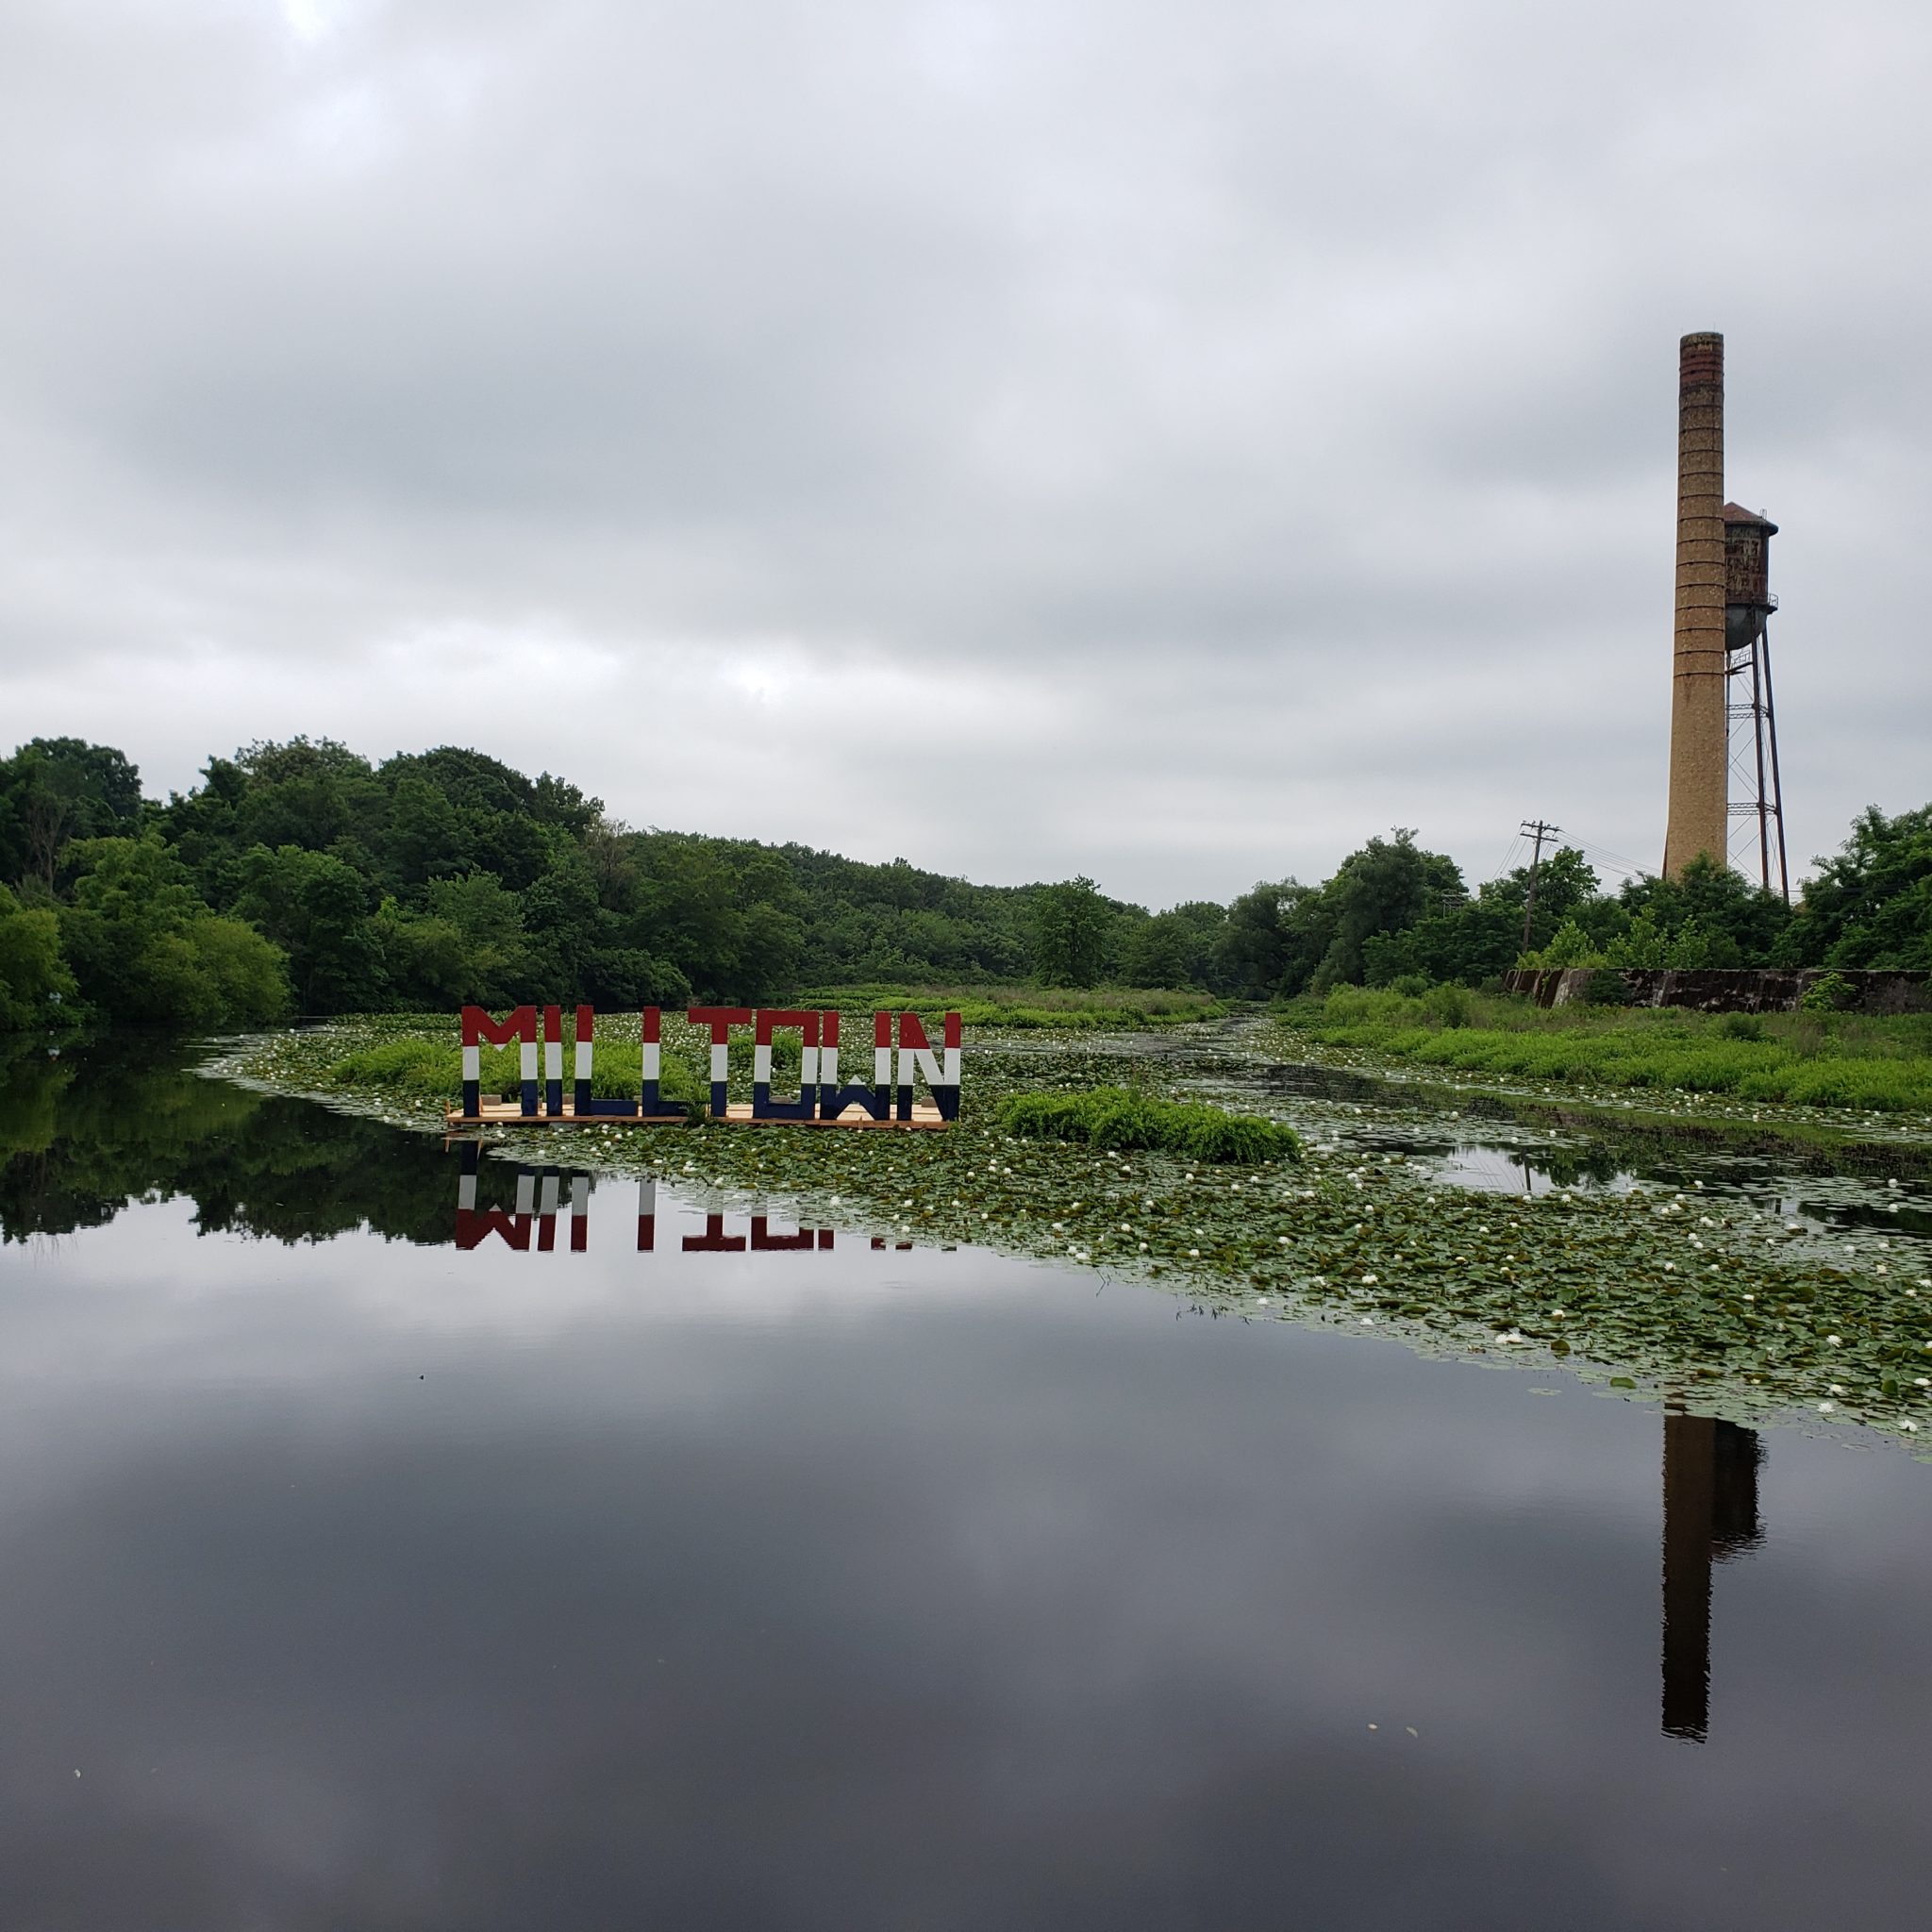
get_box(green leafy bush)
[995,1087,1301,1163]
[1801,971,1858,1012]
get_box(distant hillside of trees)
[1,733,1927,1030]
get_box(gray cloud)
[3,0,1928,904]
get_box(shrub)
[995,1087,1302,1164]
[1580,969,1635,1006]
[1801,971,1859,1013]
[1715,1012,1767,1041]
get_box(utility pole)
[1520,819,1561,951]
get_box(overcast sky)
[3,0,1927,908]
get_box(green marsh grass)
[1279,988,1932,1114]
[998,1087,1302,1163]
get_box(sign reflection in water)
[450,1141,838,1254]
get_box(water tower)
[1724,504,1789,897]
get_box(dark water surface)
[3,1046,1931,1929]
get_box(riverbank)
[1273,988,1932,1124]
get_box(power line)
[1520,819,1561,949]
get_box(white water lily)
[1819,1402,1837,1413]
[1827,1335,1842,1345]
[1361,1273,1378,1285]
[1188,1247,1200,1257]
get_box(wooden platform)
[445,1099,950,1130]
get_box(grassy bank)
[1275,989,1932,1115]
[798,985,1228,1029]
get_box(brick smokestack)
[1663,331,1727,877]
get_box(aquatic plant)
[997,1087,1302,1163]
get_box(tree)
[1122,905,1224,989]
[0,883,77,1028]
[1030,876,1111,988]
[235,844,384,1012]
[0,738,143,888]
[1774,804,1932,970]
[57,836,288,1027]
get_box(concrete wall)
[1500,967,1931,1015]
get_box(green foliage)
[1800,970,1859,1013]
[325,1034,706,1108]
[1775,803,1932,970]
[1280,989,1932,1113]
[8,726,1930,1038]
[0,737,144,889]
[1029,875,1113,989]
[1118,902,1225,989]
[996,1087,1302,1164]
[55,836,289,1028]
[1519,918,1604,969]
[0,883,77,1027]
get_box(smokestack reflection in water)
[1662,1412,1764,1740]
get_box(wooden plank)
[443,1099,949,1130]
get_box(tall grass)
[325,1038,707,1107]
[801,985,1226,1029]
[1278,988,1932,1111]
[996,1088,1302,1163]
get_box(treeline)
[1,733,1927,1030]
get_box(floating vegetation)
[207,1014,1932,1447]
[998,1087,1301,1164]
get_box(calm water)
[3,1044,1930,1929]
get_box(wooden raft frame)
[444,1098,951,1131]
